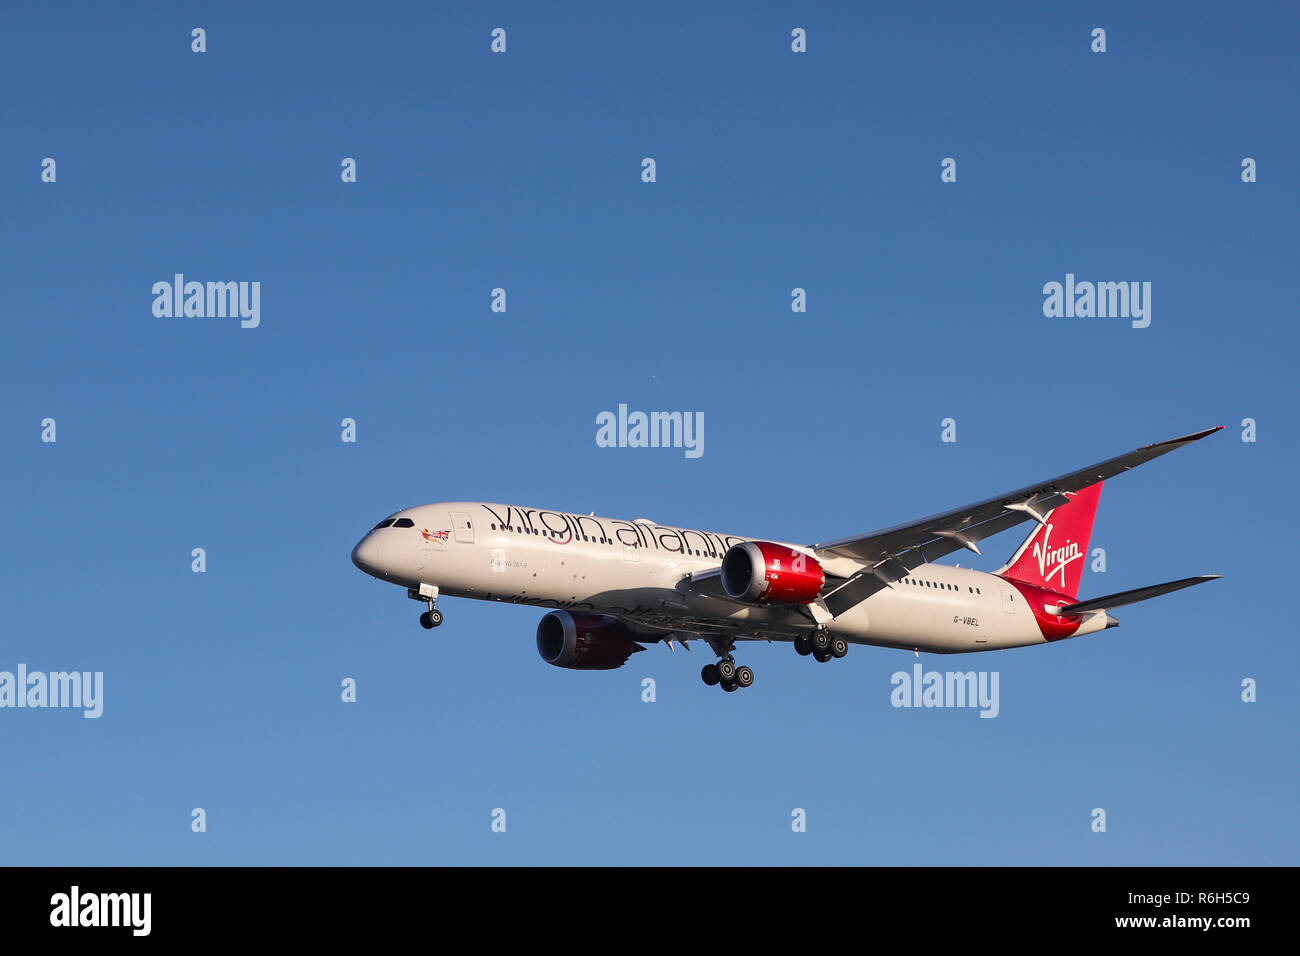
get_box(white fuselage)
[351,502,1109,654]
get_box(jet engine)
[536,610,646,670]
[721,541,825,605]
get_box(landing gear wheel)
[830,637,848,659]
[701,663,720,686]
[721,678,739,692]
[735,665,754,688]
[717,659,737,682]
[811,630,831,653]
[419,609,443,629]
[813,648,832,663]
[794,635,812,656]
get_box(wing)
[813,426,1222,616]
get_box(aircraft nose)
[351,534,383,576]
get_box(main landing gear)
[700,656,755,693]
[795,628,847,664]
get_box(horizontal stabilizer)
[1056,575,1221,615]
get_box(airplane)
[351,426,1222,693]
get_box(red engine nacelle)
[721,541,825,605]
[536,610,646,670]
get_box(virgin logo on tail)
[1033,523,1082,589]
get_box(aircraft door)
[1000,582,1017,614]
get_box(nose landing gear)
[409,585,442,629]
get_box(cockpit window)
[372,518,396,529]
[392,518,415,528]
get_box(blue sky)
[1,1,1295,864]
